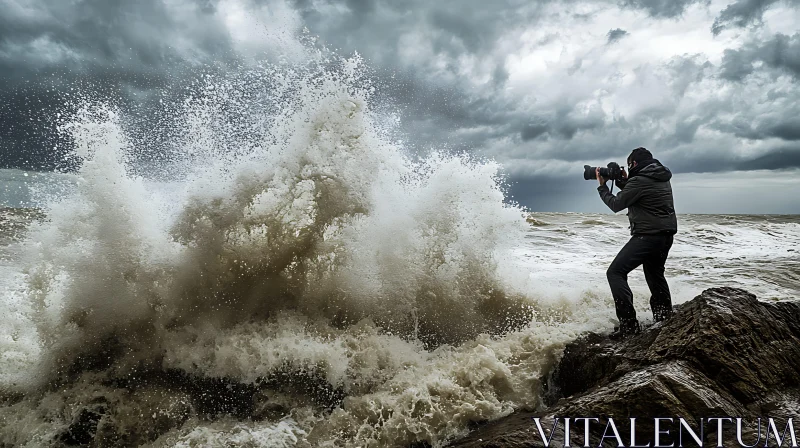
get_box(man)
[596,147,677,340]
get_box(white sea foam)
[0,52,615,447]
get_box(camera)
[584,162,623,181]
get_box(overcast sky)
[1,0,799,213]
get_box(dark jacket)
[597,160,677,235]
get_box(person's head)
[627,147,652,170]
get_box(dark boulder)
[449,288,800,447]
[59,401,108,446]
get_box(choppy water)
[0,50,798,447]
[520,213,800,303]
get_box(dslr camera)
[584,162,623,181]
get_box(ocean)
[1,55,798,447]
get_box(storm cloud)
[1,0,799,212]
[620,0,707,18]
[606,28,629,43]
[711,0,783,35]
[720,32,800,80]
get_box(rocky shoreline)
[448,287,800,447]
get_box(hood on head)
[637,160,672,182]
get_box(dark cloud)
[0,87,72,171]
[716,116,800,142]
[293,0,539,63]
[1,0,799,212]
[711,0,781,35]
[0,0,245,170]
[766,121,800,141]
[606,28,629,44]
[720,33,800,81]
[665,54,713,96]
[0,0,233,79]
[516,105,607,143]
[618,0,706,18]
[507,174,606,212]
[521,121,550,141]
[756,33,800,77]
[736,146,800,171]
[719,48,756,81]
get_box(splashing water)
[0,53,613,447]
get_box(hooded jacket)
[597,160,677,235]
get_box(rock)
[59,400,108,446]
[51,370,262,446]
[46,366,346,446]
[54,384,193,447]
[448,288,800,447]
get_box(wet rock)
[59,401,108,446]
[93,386,193,447]
[448,288,800,447]
[53,385,193,447]
[109,369,259,420]
[252,390,292,421]
[40,364,349,447]
[50,368,265,447]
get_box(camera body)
[584,162,623,181]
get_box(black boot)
[610,318,641,340]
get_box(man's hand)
[620,167,628,181]
[596,168,607,186]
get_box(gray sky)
[1,0,799,213]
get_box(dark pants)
[607,234,674,322]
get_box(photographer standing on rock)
[595,147,678,340]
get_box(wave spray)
[0,51,600,447]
